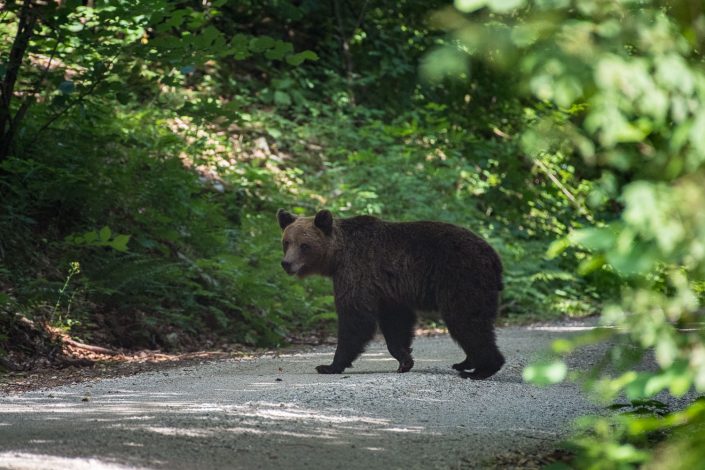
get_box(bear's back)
[336,216,503,295]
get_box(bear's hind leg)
[457,326,504,379]
[316,308,377,374]
[446,319,504,380]
[379,305,416,373]
[441,291,505,380]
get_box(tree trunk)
[0,0,37,161]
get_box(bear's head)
[277,209,335,277]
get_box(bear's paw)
[315,364,343,374]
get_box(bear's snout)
[281,260,295,274]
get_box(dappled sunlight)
[1,390,426,452]
[380,426,428,433]
[140,427,213,438]
[408,397,450,403]
[527,325,609,332]
[231,402,389,425]
[0,452,153,470]
[281,352,335,358]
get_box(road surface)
[1,324,610,469]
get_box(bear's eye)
[300,243,311,253]
[283,241,290,253]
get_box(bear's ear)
[314,210,333,236]
[277,209,297,230]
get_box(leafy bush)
[435,0,705,466]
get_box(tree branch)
[9,28,62,136]
[26,54,119,149]
[532,157,593,222]
[333,0,356,106]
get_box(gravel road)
[0,324,609,469]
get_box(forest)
[1,0,705,468]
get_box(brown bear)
[277,209,505,380]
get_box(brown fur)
[277,209,505,380]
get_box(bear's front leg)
[316,308,376,374]
[379,305,416,373]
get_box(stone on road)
[0,325,603,469]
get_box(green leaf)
[230,34,251,60]
[65,234,82,244]
[570,227,615,251]
[67,22,84,33]
[654,335,678,368]
[523,360,567,385]
[111,234,131,252]
[267,127,282,139]
[83,231,98,243]
[488,0,526,13]
[546,237,570,258]
[286,50,319,66]
[455,0,486,13]
[577,255,605,276]
[99,226,112,242]
[249,36,276,52]
[194,26,221,49]
[606,242,658,276]
[265,41,294,60]
[273,90,292,107]
[165,9,188,29]
[668,374,691,397]
[551,338,574,354]
[419,47,469,82]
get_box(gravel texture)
[0,324,609,469]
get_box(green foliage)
[523,359,567,386]
[65,227,131,252]
[0,0,327,348]
[437,0,705,466]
